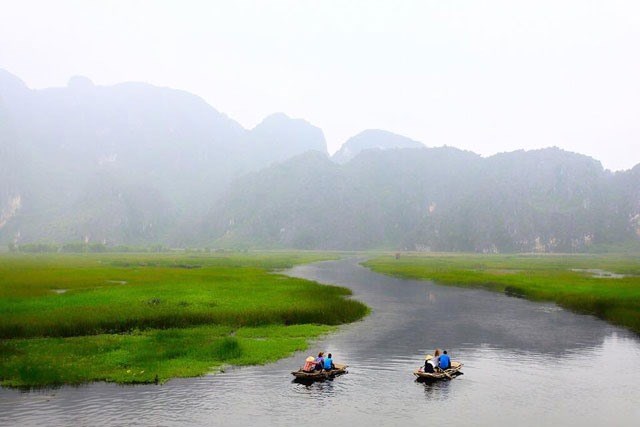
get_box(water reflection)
[419,380,454,401]
[1,258,639,426]
[289,258,618,356]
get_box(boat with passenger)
[414,354,463,382]
[291,363,348,381]
[292,354,348,381]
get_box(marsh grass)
[0,252,368,339]
[0,252,368,387]
[365,253,640,334]
[0,324,335,388]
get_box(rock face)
[0,71,26,235]
[332,129,424,164]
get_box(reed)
[0,324,335,387]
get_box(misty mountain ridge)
[332,129,425,164]
[207,146,640,252]
[0,70,327,244]
[1,69,639,251]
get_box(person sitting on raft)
[423,356,437,373]
[303,356,316,372]
[432,349,441,369]
[323,353,336,370]
[439,350,451,370]
[420,349,441,373]
[315,352,325,371]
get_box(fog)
[1,0,639,170]
[1,1,640,251]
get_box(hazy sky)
[1,0,639,170]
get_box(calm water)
[2,258,639,426]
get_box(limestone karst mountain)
[1,69,639,251]
[206,147,640,252]
[0,69,326,245]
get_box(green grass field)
[364,253,640,334]
[0,252,369,388]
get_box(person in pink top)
[302,356,316,372]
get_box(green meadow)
[0,252,368,388]
[365,253,640,334]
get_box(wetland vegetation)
[0,252,368,388]
[365,253,640,334]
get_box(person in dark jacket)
[423,357,436,373]
[315,352,325,371]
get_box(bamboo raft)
[291,363,348,381]
[414,356,463,382]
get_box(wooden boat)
[414,356,463,382]
[291,363,348,381]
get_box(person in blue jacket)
[323,353,335,370]
[439,350,451,370]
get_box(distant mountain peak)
[258,112,292,123]
[253,112,318,131]
[67,75,95,90]
[332,129,425,164]
[0,69,28,96]
[248,112,328,162]
[489,146,604,170]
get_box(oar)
[439,362,456,379]
[441,369,452,379]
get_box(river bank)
[364,253,640,334]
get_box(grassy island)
[365,253,640,334]
[0,252,368,388]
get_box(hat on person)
[306,356,315,362]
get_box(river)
[1,258,639,426]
